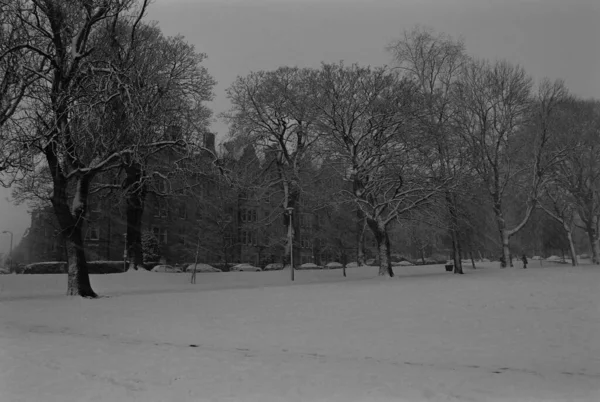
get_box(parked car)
[231,263,262,272]
[151,265,183,273]
[297,263,321,270]
[185,263,221,273]
[264,263,284,271]
[325,262,343,269]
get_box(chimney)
[204,132,216,152]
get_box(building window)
[156,178,168,193]
[301,235,312,249]
[86,226,100,241]
[89,203,101,213]
[152,227,168,244]
[241,230,256,246]
[198,181,207,198]
[300,214,311,228]
[154,205,168,218]
[178,204,187,219]
[241,209,257,223]
[178,228,186,245]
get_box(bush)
[22,261,126,275]
[429,254,447,264]
[87,261,125,274]
[23,262,67,274]
[142,231,161,264]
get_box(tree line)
[1,1,598,298]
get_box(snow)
[1,262,599,401]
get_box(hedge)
[22,262,67,274]
[21,261,125,274]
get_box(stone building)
[20,135,368,267]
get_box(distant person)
[521,254,528,269]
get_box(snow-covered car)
[297,263,320,270]
[394,260,413,266]
[231,263,262,272]
[0,267,10,274]
[185,264,221,273]
[345,262,359,268]
[325,262,343,269]
[151,265,183,273]
[545,255,562,262]
[264,263,284,271]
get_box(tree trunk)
[584,221,599,264]
[367,217,394,277]
[356,210,366,266]
[565,226,578,266]
[469,251,476,269]
[50,175,97,298]
[124,164,147,271]
[451,229,464,274]
[446,192,463,274]
[501,231,511,269]
[65,230,96,297]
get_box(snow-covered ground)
[1,262,599,401]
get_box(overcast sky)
[1,0,598,254]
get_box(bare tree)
[454,58,567,267]
[550,99,600,263]
[539,184,578,266]
[90,18,216,270]
[223,67,321,266]
[314,63,447,277]
[1,0,166,297]
[387,26,469,273]
[0,1,41,127]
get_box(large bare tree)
[454,58,567,267]
[223,67,320,266]
[387,26,469,273]
[550,99,600,263]
[0,0,170,297]
[90,19,215,271]
[314,63,447,277]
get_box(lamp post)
[123,233,128,272]
[286,207,294,281]
[2,230,13,273]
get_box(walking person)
[521,254,528,269]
